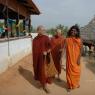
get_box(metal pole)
[18,7,20,37]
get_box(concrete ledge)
[0,38,32,74]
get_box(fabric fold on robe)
[33,34,51,85]
[66,37,82,89]
[51,35,64,74]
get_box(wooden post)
[28,16,31,33]
[4,18,8,38]
[16,19,19,37]
[10,23,14,37]
[23,19,26,36]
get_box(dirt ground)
[0,54,95,95]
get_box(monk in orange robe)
[51,29,64,81]
[65,25,82,90]
[33,25,51,93]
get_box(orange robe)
[66,37,82,89]
[51,35,64,74]
[33,34,51,85]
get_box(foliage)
[47,24,69,37]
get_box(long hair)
[67,25,80,38]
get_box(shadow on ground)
[18,66,69,92]
[18,66,40,89]
[53,78,68,91]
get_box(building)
[0,0,40,74]
[0,0,40,37]
[81,16,95,42]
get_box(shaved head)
[36,25,46,34]
[56,29,62,36]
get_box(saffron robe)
[66,37,82,89]
[51,35,64,74]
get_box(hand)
[77,59,80,65]
[43,52,47,55]
[59,49,63,52]
[47,49,51,53]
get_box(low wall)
[0,37,32,74]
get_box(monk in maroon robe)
[51,29,64,81]
[33,25,51,93]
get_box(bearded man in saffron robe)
[65,25,82,90]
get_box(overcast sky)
[32,0,95,28]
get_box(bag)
[44,53,58,77]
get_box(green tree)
[64,26,68,37]
[75,23,80,28]
[56,24,68,37]
[47,28,55,35]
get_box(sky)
[32,0,95,28]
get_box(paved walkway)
[0,54,95,95]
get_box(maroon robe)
[33,34,51,85]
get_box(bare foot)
[43,86,50,93]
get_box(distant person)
[64,25,82,90]
[32,25,52,93]
[89,43,94,56]
[51,29,65,81]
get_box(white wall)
[0,38,32,74]
[31,33,38,39]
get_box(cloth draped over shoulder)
[33,34,57,85]
[66,37,82,89]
